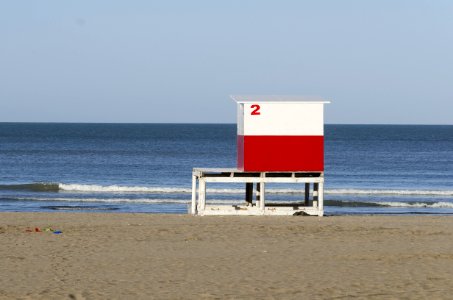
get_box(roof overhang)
[230,95,330,104]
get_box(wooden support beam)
[318,182,324,216]
[313,183,319,208]
[245,183,253,206]
[191,175,197,214]
[256,182,261,202]
[199,178,206,211]
[260,182,265,210]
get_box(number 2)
[251,104,261,115]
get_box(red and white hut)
[190,95,329,216]
[232,95,329,172]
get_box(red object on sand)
[35,227,41,232]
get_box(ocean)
[0,123,452,215]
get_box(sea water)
[0,123,452,215]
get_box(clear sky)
[1,1,452,124]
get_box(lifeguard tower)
[191,95,330,216]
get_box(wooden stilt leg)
[199,178,206,212]
[256,182,261,206]
[245,183,253,206]
[318,182,324,217]
[191,174,197,215]
[260,182,265,211]
[313,183,319,208]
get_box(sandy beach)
[1,213,453,299]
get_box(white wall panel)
[237,103,244,135]
[240,103,325,136]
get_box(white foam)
[11,196,453,208]
[59,184,192,194]
[326,189,453,196]
[57,183,453,197]
[13,196,238,205]
[59,184,251,194]
[379,201,453,208]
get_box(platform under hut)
[191,168,324,216]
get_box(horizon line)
[0,122,452,126]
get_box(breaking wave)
[5,196,229,205]
[378,201,453,208]
[3,196,453,209]
[1,183,453,197]
[0,183,60,192]
[325,189,453,196]
[59,184,192,193]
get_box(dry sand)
[1,213,453,299]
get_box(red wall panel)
[237,135,324,172]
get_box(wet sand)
[1,213,453,299]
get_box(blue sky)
[1,1,452,124]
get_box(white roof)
[231,95,330,104]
